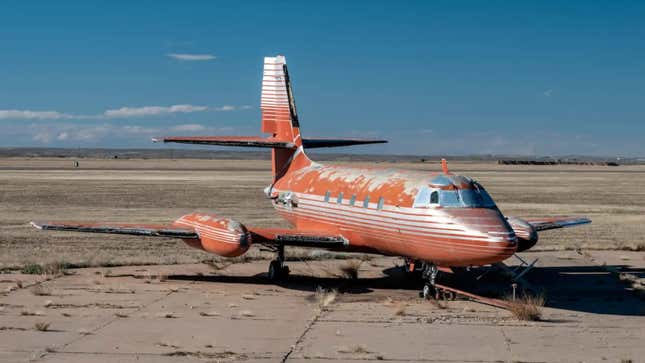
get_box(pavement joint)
[32,278,177,362]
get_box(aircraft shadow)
[169,263,644,316]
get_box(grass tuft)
[21,262,70,276]
[157,312,177,319]
[506,294,545,321]
[34,321,50,332]
[199,311,220,317]
[20,310,44,316]
[315,287,337,311]
[31,284,51,296]
[393,303,407,316]
[340,259,363,279]
[338,344,370,354]
[21,264,43,274]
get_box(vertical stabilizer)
[261,56,309,179]
[261,55,302,146]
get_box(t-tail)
[154,55,387,180]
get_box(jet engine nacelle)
[506,217,538,252]
[174,213,251,257]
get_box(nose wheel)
[419,263,439,300]
[267,245,290,281]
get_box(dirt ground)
[1,157,644,270]
[0,157,644,362]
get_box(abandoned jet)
[32,55,590,298]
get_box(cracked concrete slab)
[0,253,643,363]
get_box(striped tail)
[261,55,302,147]
[261,55,309,178]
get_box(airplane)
[31,55,590,299]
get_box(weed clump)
[506,294,545,321]
[340,260,363,279]
[315,287,337,311]
[34,322,50,331]
[31,284,51,296]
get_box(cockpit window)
[440,190,462,207]
[430,190,439,204]
[414,182,496,208]
[413,187,440,208]
[442,182,495,208]
[413,187,430,207]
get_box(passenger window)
[363,195,370,208]
[337,192,344,204]
[349,194,356,206]
[324,191,331,202]
[377,197,384,210]
[430,190,439,204]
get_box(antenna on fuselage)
[441,158,450,174]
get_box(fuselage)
[270,161,517,266]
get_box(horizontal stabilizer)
[301,138,387,149]
[526,217,591,232]
[154,136,386,149]
[31,221,198,239]
[153,136,295,149]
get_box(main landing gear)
[267,245,290,281]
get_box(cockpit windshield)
[413,182,496,208]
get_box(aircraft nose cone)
[443,207,517,250]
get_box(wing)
[248,227,348,248]
[525,217,591,232]
[30,221,348,249]
[31,221,198,239]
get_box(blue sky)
[0,1,643,156]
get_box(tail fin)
[261,55,301,146]
[261,56,308,178]
[155,55,387,179]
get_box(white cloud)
[121,125,160,134]
[0,104,244,120]
[103,104,208,118]
[171,124,206,132]
[0,110,73,120]
[213,105,236,111]
[167,53,216,61]
[57,132,69,141]
[32,131,52,143]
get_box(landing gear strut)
[267,245,290,281]
[420,263,439,300]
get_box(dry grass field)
[1,157,644,271]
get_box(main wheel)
[268,260,281,281]
[281,265,290,278]
[268,260,290,281]
[422,283,432,300]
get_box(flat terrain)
[1,157,644,270]
[0,157,644,362]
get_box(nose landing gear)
[420,263,438,300]
[416,262,455,300]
